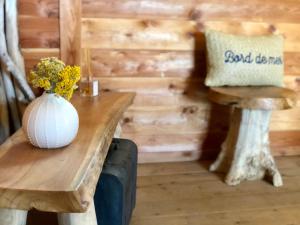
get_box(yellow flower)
[29,57,81,100]
[54,66,81,100]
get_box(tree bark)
[0,0,34,101]
[0,68,9,143]
[57,201,98,225]
[210,108,283,187]
[0,209,27,225]
[5,0,29,112]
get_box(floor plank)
[131,207,300,225]
[132,156,300,225]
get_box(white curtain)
[0,0,35,143]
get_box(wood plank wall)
[19,0,60,76]
[19,0,300,163]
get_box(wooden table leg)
[57,200,97,225]
[0,209,27,225]
[209,108,283,187]
[114,122,122,138]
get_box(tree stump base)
[208,86,298,187]
[209,108,282,187]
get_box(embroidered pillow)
[204,30,284,87]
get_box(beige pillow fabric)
[205,30,284,87]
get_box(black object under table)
[94,138,138,225]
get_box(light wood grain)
[81,18,197,50]
[81,49,199,77]
[136,171,300,203]
[82,0,300,23]
[96,77,202,95]
[82,19,300,52]
[208,87,297,110]
[59,0,81,65]
[124,132,300,161]
[137,156,300,176]
[81,49,299,77]
[285,52,300,75]
[123,104,300,131]
[131,207,300,225]
[0,92,135,212]
[138,150,203,163]
[131,157,300,224]
[81,69,299,106]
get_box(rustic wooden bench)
[0,92,135,225]
[208,86,297,187]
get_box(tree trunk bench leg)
[114,122,122,138]
[57,200,97,225]
[210,108,283,187]
[0,209,27,225]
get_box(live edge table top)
[0,92,135,213]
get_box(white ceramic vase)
[22,93,79,149]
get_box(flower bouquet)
[22,57,81,149]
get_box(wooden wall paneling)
[82,0,300,23]
[17,0,300,163]
[81,18,198,50]
[285,52,300,75]
[122,105,300,132]
[93,76,299,107]
[125,103,300,159]
[271,107,300,131]
[59,0,81,65]
[81,49,201,78]
[271,131,300,155]
[81,49,300,77]
[18,16,59,48]
[97,77,203,95]
[138,151,203,163]
[130,94,207,107]
[123,105,211,126]
[22,48,60,75]
[18,0,60,77]
[82,19,300,52]
[18,0,59,18]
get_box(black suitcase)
[94,138,138,225]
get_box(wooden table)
[0,92,135,225]
[208,87,297,187]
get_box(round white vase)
[22,93,79,149]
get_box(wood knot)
[48,40,59,48]
[182,152,192,157]
[141,20,159,28]
[123,117,132,123]
[182,106,198,114]
[169,83,176,89]
[46,10,58,18]
[125,32,133,38]
[189,9,202,20]
[268,24,277,33]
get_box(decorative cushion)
[204,30,284,87]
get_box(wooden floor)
[27,156,300,225]
[130,156,300,225]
